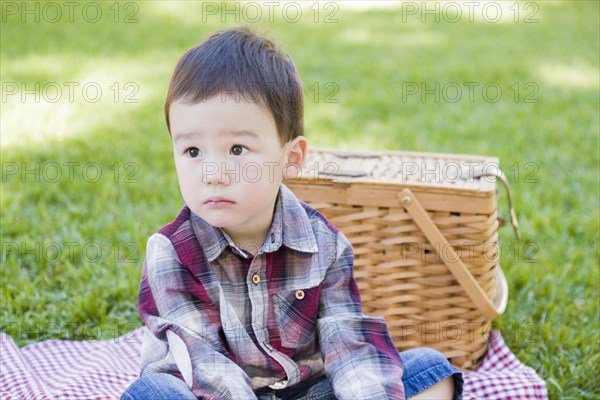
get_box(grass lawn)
[1,1,598,398]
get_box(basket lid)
[289,147,499,194]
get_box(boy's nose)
[202,161,233,185]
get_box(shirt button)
[295,290,305,300]
[252,273,261,285]
[264,342,274,351]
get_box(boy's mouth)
[204,197,235,208]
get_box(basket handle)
[399,188,507,320]
[461,165,521,240]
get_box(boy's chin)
[194,212,235,229]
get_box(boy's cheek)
[173,163,199,190]
[173,162,189,183]
[255,161,285,183]
[177,176,193,195]
[173,158,197,175]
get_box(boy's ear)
[284,136,308,180]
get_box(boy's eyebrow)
[173,130,259,143]
[173,131,198,143]
[222,129,260,139]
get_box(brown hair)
[164,26,304,144]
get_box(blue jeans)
[121,348,463,400]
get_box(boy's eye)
[186,147,200,158]
[230,145,248,156]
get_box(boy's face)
[170,94,306,249]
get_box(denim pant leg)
[121,348,462,400]
[120,373,197,400]
[400,347,464,400]
[263,347,463,400]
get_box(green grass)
[1,2,598,399]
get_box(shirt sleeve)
[317,232,405,400]
[138,234,258,400]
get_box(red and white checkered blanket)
[0,329,547,399]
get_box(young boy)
[122,27,463,400]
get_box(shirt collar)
[190,184,318,262]
[190,213,231,262]
[263,184,319,254]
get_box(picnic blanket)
[1,329,547,399]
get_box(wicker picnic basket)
[286,147,520,370]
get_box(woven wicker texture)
[286,147,505,370]
[300,148,499,191]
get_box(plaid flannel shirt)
[138,184,405,400]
